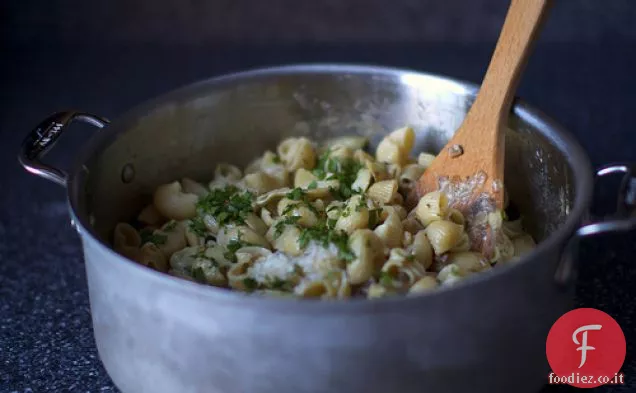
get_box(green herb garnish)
[264,276,293,291]
[196,185,254,226]
[273,215,302,238]
[287,187,306,201]
[307,181,318,190]
[140,229,167,245]
[188,216,207,237]
[243,277,258,291]
[272,154,282,164]
[163,220,177,231]
[283,188,320,216]
[223,238,248,262]
[312,150,363,200]
[192,266,207,282]
[379,272,393,287]
[297,222,355,263]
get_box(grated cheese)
[249,242,342,284]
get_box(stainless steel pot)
[19,65,636,393]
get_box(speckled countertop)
[1,42,635,392]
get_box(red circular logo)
[546,308,626,388]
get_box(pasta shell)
[214,163,243,181]
[293,168,318,188]
[347,229,384,284]
[374,210,403,248]
[424,220,464,255]
[137,204,164,226]
[387,126,415,152]
[351,168,373,193]
[244,171,283,194]
[277,137,316,171]
[181,178,209,197]
[410,230,434,269]
[325,136,368,150]
[446,252,489,273]
[113,222,141,249]
[367,283,390,299]
[399,164,426,190]
[446,208,466,226]
[255,187,291,208]
[408,276,439,294]
[437,263,466,284]
[375,138,405,166]
[417,152,436,168]
[415,191,449,227]
[367,180,398,204]
[294,280,328,298]
[227,261,254,290]
[235,246,273,263]
[153,181,198,220]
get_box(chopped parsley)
[307,180,318,190]
[297,222,355,262]
[243,277,258,291]
[379,272,394,287]
[191,266,207,282]
[273,215,301,238]
[223,239,246,262]
[188,216,208,237]
[264,276,293,291]
[312,150,363,200]
[163,220,177,231]
[196,185,254,226]
[287,187,306,201]
[283,188,320,216]
[273,195,356,262]
[271,154,281,164]
[140,229,167,245]
[405,253,416,262]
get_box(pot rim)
[67,63,594,312]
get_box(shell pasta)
[113,126,536,299]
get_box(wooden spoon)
[416,0,551,214]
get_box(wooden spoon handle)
[467,0,551,128]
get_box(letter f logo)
[572,324,602,368]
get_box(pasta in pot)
[112,126,537,298]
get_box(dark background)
[1,0,636,392]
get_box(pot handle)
[18,111,109,187]
[555,163,636,286]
